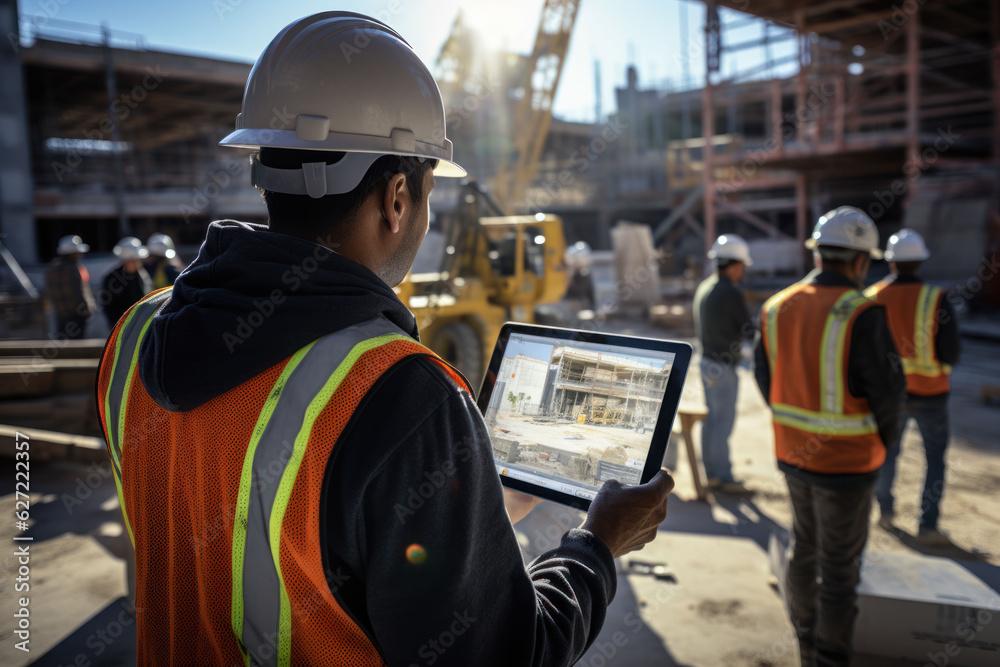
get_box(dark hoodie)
[137,221,616,666]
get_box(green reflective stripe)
[269,333,409,667]
[230,341,315,661]
[819,291,858,414]
[773,402,878,436]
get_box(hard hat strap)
[250,152,382,199]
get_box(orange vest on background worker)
[864,277,951,396]
[97,289,471,665]
[761,282,884,474]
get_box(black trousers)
[784,473,875,667]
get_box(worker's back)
[97,288,459,665]
[865,276,951,396]
[761,280,884,474]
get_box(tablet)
[476,322,692,511]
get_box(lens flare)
[406,543,427,565]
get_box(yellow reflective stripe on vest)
[103,290,172,546]
[772,402,878,436]
[909,284,947,378]
[231,316,413,667]
[763,287,799,377]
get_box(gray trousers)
[784,474,875,667]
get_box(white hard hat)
[147,233,176,259]
[219,12,466,199]
[56,235,89,255]
[883,228,930,262]
[708,234,753,266]
[114,237,149,260]
[565,241,592,271]
[805,206,883,259]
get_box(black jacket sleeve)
[328,358,616,667]
[847,306,906,447]
[731,288,753,342]
[935,292,961,368]
[753,327,771,405]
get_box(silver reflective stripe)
[821,303,849,414]
[106,293,171,474]
[240,316,409,667]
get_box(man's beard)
[379,210,425,287]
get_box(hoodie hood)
[138,220,419,411]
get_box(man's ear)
[382,172,409,234]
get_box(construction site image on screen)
[484,333,675,499]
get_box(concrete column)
[0,0,38,265]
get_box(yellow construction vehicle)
[396,1,580,385]
[395,183,567,385]
[590,408,624,425]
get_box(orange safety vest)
[864,277,951,396]
[97,288,472,666]
[761,281,885,474]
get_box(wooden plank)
[0,424,107,463]
[0,339,105,359]
[0,359,99,398]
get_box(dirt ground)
[1,318,997,666]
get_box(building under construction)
[539,346,670,426]
[4,0,996,290]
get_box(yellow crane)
[491,0,582,212]
[394,1,581,385]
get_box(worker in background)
[864,229,960,547]
[144,233,183,288]
[96,13,674,666]
[102,236,152,327]
[693,234,754,493]
[44,235,97,339]
[754,207,905,667]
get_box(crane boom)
[492,0,581,211]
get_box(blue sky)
[17,0,793,122]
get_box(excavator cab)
[395,182,568,386]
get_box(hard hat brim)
[220,129,468,178]
[707,250,752,267]
[806,238,884,259]
[884,249,930,262]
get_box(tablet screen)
[482,331,677,501]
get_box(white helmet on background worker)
[708,234,753,266]
[883,228,930,262]
[56,235,90,255]
[565,241,593,272]
[805,206,883,259]
[146,233,176,259]
[113,237,149,261]
[219,12,466,199]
